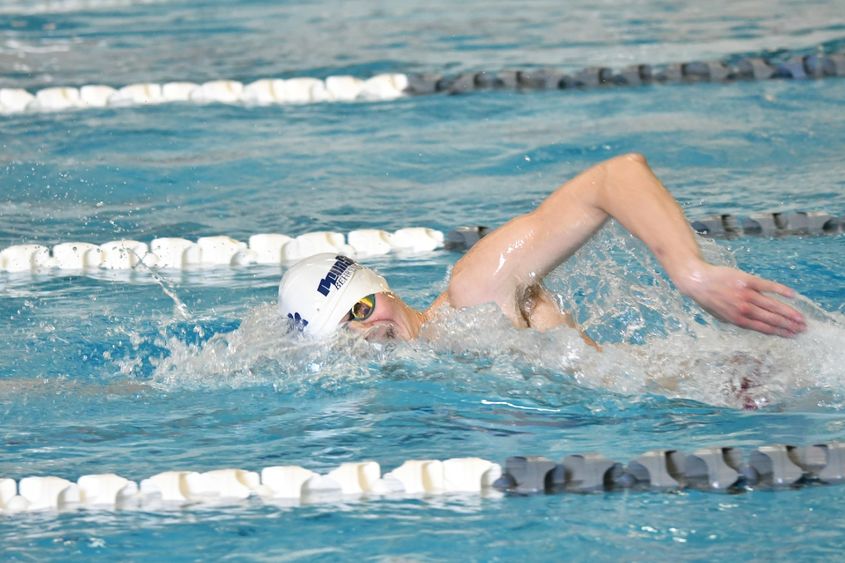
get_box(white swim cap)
[278,253,390,337]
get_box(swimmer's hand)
[676,262,807,337]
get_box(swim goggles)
[347,294,376,322]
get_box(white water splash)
[146,225,845,409]
[149,303,387,392]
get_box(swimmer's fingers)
[679,264,806,337]
[744,275,807,324]
[747,288,804,323]
[734,316,790,337]
[727,274,806,336]
[745,275,797,300]
[746,291,807,335]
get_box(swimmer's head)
[278,253,390,338]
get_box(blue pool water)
[2,0,845,559]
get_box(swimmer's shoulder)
[423,291,451,322]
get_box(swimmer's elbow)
[622,152,648,166]
[594,152,653,205]
[605,152,649,176]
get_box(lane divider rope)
[0,228,445,273]
[0,211,841,275]
[1,442,842,515]
[2,52,844,115]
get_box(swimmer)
[278,153,807,342]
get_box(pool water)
[2,0,845,560]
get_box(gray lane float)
[494,441,845,495]
[689,211,842,238]
[683,447,743,490]
[445,211,843,252]
[559,453,623,492]
[406,52,845,96]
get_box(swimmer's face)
[342,292,414,341]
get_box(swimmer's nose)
[343,320,367,332]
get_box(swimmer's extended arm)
[448,153,806,337]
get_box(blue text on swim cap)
[317,255,356,296]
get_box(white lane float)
[0,227,446,274]
[0,456,501,514]
[30,87,82,111]
[0,72,410,116]
[189,80,244,104]
[109,83,165,106]
[80,85,118,107]
[0,88,35,113]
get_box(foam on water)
[144,225,845,410]
[421,295,845,410]
[149,303,383,392]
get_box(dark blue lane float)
[405,53,845,95]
